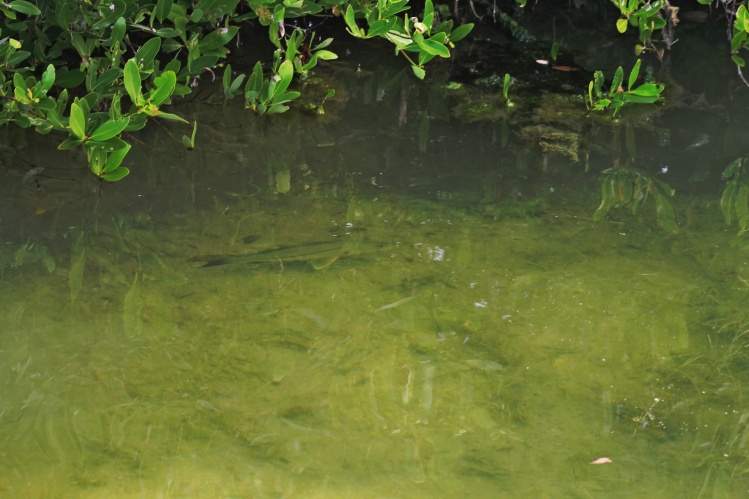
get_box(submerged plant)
[720,157,749,234]
[593,164,677,233]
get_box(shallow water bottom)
[1,188,749,499]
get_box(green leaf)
[267,103,289,114]
[187,55,219,74]
[103,143,131,173]
[101,167,130,182]
[46,108,65,129]
[417,50,435,67]
[627,59,641,91]
[411,65,425,79]
[616,18,628,33]
[56,2,74,29]
[449,23,473,43]
[135,37,162,70]
[368,18,397,38]
[413,32,450,58]
[610,66,624,95]
[222,63,232,89]
[35,98,56,111]
[314,50,337,60]
[621,92,660,104]
[148,111,188,122]
[381,0,409,18]
[732,54,746,67]
[58,136,83,150]
[56,68,86,88]
[272,59,294,100]
[154,0,172,23]
[84,136,129,151]
[199,26,239,52]
[229,74,246,93]
[12,72,26,93]
[6,50,30,68]
[124,114,148,131]
[92,68,123,94]
[69,102,87,140]
[90,118,130,142]
[650,16,667,29]
[628,83,663,97]
[111,16,126,47]
[124,59,142,104]
[40,64,55,92]
[731,31,747,52]
[149,71,176,106]
[8,0,41,15]
[156,28,182,38]
[92,0,126,29]
[247,61,263,94]
[182,120,198,150]
[314,38,334,51]
[286,29,302,62]
[386,30,413,49]
[344,5,365,38]
[503,73,511,100]
[423,0,434,31]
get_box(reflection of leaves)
[721,157,749,234]
[594,166,677,233]
[654,190,678,234]
[69,233,86,304]
[11,239,56,272]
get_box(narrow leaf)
[449,23,473,43]
[90,118,130,142]
[123,59,142,104]
[627,59,641,91]
[8,0,41,15]
[69,102,86,139]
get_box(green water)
[3,28,749,499]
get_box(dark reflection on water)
[1,17,749,498]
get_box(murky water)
[2,16,749,499]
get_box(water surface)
[1,18,749,498]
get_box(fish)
[191,240,390,269]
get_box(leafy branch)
[586,59,664,116]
